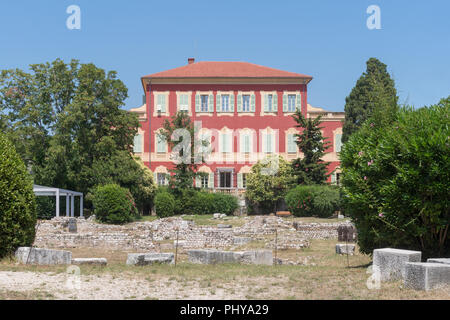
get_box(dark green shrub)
[0,134,37,258]
[185,191,215,215]
[92,184,137,224]
[285,185,340,218]
[340,99,450,258]
[210,193,239,215]
[36,197,55,220]
[154,191,175,218]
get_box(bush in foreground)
[285,185,340,218]
[92,184,137,224]
[340,98,450,258]
[0,134,37,258]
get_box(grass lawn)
[1,239,448,300]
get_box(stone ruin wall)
[34,216,354,251]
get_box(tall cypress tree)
[342,57,398,143]
[291,110,331,185]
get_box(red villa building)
[131,59,344,191]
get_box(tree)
[342,58,398,143]
[0,133,36,258]
[245,155,296,213]
[158,111,208,194]
[0,59,155,213]
[340,97,449,258]
[291,110,331,185]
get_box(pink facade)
[131,60,344,189]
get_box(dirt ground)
[1,239,449,300]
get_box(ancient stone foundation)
[15,247,72,265]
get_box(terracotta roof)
[143,61,312,79]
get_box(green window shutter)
[331,173,336,184]
[296,93,301,111]
[216,94,221,112]
[209,94,214,112]
[195,176,201,188]
[287,134,297,153]
[273,93,278,112]
[250,94,255,112]
[133,134,142,153]
[267,134,273,153]
[283,94,288,112]
[195,94,200,112]
[237,173,243,189]
[237,94,242,112]
[157,135,166,153]
[264,94,269,112]
[244,135,250,153]
[208,173,214,189]
[161,95,166,113]
[335,134,342,152]
[230,93,235,112]
[154,173,158,184]
[165,174,169,185]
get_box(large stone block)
[187,249,273,265]
[427,258,450,265]
[72,258,107,266]
[126,253,174,266]
[335,244,355,255]
[373,248,422,281]
[15,247,72,265]
[404,262,450,291]
[239,250,273,265]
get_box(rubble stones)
[15,247,72,265]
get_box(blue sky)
[0,0,449,111]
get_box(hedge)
[285,185,340,218]
[92,184,137,224]
[0,134,37,258]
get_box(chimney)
[188,58,195,64]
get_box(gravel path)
[0,271,276,300]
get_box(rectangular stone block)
[15,247,72,265]
[240,250,273,265]
[126,253,174,266]
[404,262,450,291]
[72,258,107,266]
[427,258,450,265]
[335,244,355,255]
[373,248,422,281]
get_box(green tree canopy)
[245,155,296,213]
[291,110,331,185]
[0,59,155,213]
[342,57,398,143]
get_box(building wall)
[132,82,343,187]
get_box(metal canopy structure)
[33,185,84,217]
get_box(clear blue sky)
[1,0,449,111]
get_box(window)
[242,173,247,189]
[179,94,189,112]
[221,95,230,112]
[287,134,297,153]
[201,95,209,112]
[241,134,251,153]
[267,94,273,111]
[335,133,342,152]
[133,134,143,153]
[157,173,166,186]
[242,95,250,112]
[219,171,232,188]
[288,95,296,112]
[201,175,208,188]
[156,135,167,153]
[264,133,274,153]
[220,133,232,153]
